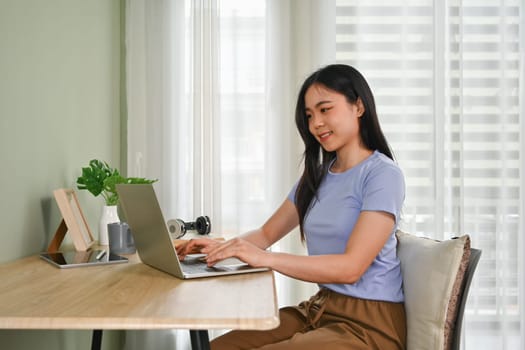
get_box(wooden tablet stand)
[47,219,68,252]
[48,189,95,252]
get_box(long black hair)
[294,64,394,241]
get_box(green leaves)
[102,173,126,206]
[76,159,157,206]
[76,160,114,197]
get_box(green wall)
[0,0,124,348]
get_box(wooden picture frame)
[49,188,95,252]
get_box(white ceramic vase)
[99,205,120,245]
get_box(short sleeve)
[362,164,405,222]
[287,181,299,204]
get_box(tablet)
[40,250,128,268]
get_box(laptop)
[115,184,269,279]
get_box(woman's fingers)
[176,238,217,259]
[203,238,263,267]
[201,238,238,260]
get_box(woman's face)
[304,83,364,153]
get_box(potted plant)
[76,159,157,245]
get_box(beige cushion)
[396,230,470,350]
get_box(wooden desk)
[0,252,279,350]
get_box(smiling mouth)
[318,131,333,141]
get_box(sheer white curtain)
[126,0,293,245]
[125,0,325,348]
[125,0,524,349]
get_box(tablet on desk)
[40,250,128,268]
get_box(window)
[218,1,268,231]
[336,0,522,347]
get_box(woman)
[177,64,406,350]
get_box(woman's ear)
[356,97,365,118]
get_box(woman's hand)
[201,237,270,268]
[175,238,221,260]
[176,199,296,267]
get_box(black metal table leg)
[91,329,103,350]
[190,329,210,350]
[91,329,209,350]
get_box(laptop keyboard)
[180,256,253,274]
[180,259,218,274]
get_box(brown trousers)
[211,288,406,350]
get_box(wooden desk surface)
[0,252,279,331]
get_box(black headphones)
[167,216,211,239]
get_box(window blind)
[336,0,522,347]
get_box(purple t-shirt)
[288,150,405,302]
